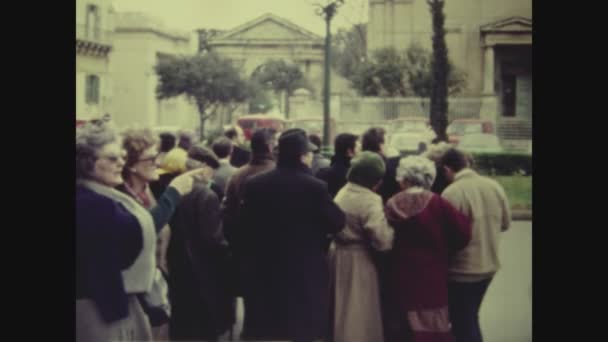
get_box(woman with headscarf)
[385,155,472,342]
[330,151,394,342]
[76,119,208,342]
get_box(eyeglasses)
[98,150,126,164]
[99,154,124,163]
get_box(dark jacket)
[150,173,178,201]
[237,162,345,341]
[166,181,235,340]
[378,155,401,204]
[230,145,251,168]
[222,154,276,296]
[316,155,352,199]
[76,185,180,323]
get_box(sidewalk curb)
[512,210,532,221]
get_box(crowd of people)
[76,117,511,342]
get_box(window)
[86,75,100,104]
[85,4,100,40]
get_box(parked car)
[336,120,390,137]
[388,131,429,156]
[447,119,494,145]
[390,117,436,143]
[457,133,503,153]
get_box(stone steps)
[498,120,532,140]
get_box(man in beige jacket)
[440,148,511,342]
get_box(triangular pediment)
[481,16,532,33]
[212,13,323,42]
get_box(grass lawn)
[490,176,532,210]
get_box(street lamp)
[315,0,344,150]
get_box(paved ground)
[231,220,533,342]
[480,220,532,342]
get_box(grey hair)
[395,155,437,189]
[76,119,119,179]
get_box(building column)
[480,44,498,126]
[483,45,495,95]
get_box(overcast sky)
[112,0,368,35]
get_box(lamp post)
[315,0,344,150]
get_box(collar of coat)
[277,161,312,174]
[250,153,275,166]
[454,168,478,182]
[344,182,375,194]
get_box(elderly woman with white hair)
[385,155,472,342]
[76,119,210,342]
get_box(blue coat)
[76,185,180,323]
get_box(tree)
[403,43,467,97]
[250,59,312,119]
[247,81,274,114]
[155,52,249,140]
[428,0,449,142]
[331,24,367,80]
[351,47,407,97]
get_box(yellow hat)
[157,148,187,175]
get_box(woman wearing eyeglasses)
[116,128,173,339]
[76,119,208,342]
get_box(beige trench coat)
[330,183,394,342]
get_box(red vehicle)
[76,119,87,128]
[287,117,337,144]
[447,119,494,145]
[236,114,287,140]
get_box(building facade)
[367,0,532,140]
[206,13,353,123]
[110,12,199,130]
[76,0,114,122]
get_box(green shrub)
[471,152,532,176]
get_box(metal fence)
[291,96,483,123]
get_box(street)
[480,220,532,342]
[231,220,533,341]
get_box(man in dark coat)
[360,127,402,340]
[308,134,330,175]
[225,126,251,168]
[361,127,401,203]
[166,145,235,341]
[316,133,359,198]
[238,128,346,341]
[222,128,277,295]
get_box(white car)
[457,133,503,153]
[389,132,428,154]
